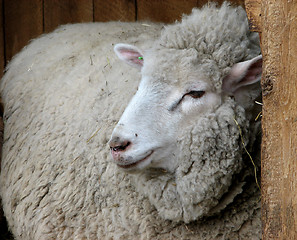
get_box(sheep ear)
[114,43,144,69]
[222,55,262,95]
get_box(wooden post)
[246,0,297,239]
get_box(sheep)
[0,2,262,240]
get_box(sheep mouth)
[117,151,154,169]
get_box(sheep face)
[110,48,221,172]
[109,44,262,173]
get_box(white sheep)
[0,3,262,239]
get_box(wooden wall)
[1,1,297,239]
[0,0,3,77]
[246,0,297,239]
[0,0,244,78]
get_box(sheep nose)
[109,137,131,153]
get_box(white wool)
[0,3,261,239]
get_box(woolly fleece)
[1,3,261,240]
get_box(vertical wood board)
[44,0,93,32]
[260,0,297,239]
[0,0,4,115]
[137,0,244,23]
[196,0,245,8]
[245,0,261,32]
[4,0,43,62]
[0,0,4,78]
[94,0,136,22]
[137,0,197,23]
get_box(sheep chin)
[130,99,249,223]
[116,151,154,172]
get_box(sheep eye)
[186,91,205,99]
[168,90,206,111]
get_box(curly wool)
[157,2,260,90]
[0,3,261,240]
[132,98,250,223]
[132,4,260,223]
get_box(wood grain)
[44,0,93,32]
[0,0,4,78]
[245,0,261,32]
[137,0,244,23]
[196,0,245,8]
[137,0,197,23]
[94,0,136,22]
[0,0,4,113]
[257,0,297,239]
[4,0,43,62]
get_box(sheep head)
[109,3,262,222]
[109,44,262,173]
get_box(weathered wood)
[94,0,136,22]
[245,0,297,239]
[137,0,197,23]
[4,0,43,62]
[137,0,244,23]
[0,0,4,78]
[245,0,261,32]
[197,0,245,8]
[0,4,6,239]
[44,0,93,32]
[0,0,4,112]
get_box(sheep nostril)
[110,141,131,152]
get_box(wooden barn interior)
[0,0,296,239]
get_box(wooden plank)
[0,0,4,114]
[0,0,3,136]
[94,0,136,22]
[137,0,244,23]
[137,0,197,23]
[245,0,262,32]
[44,0,93,32]
[256,0,297,239]
[0,0,4,78]
[197,0,245,8]
[0,3,5,236]
[4,0,43,62]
